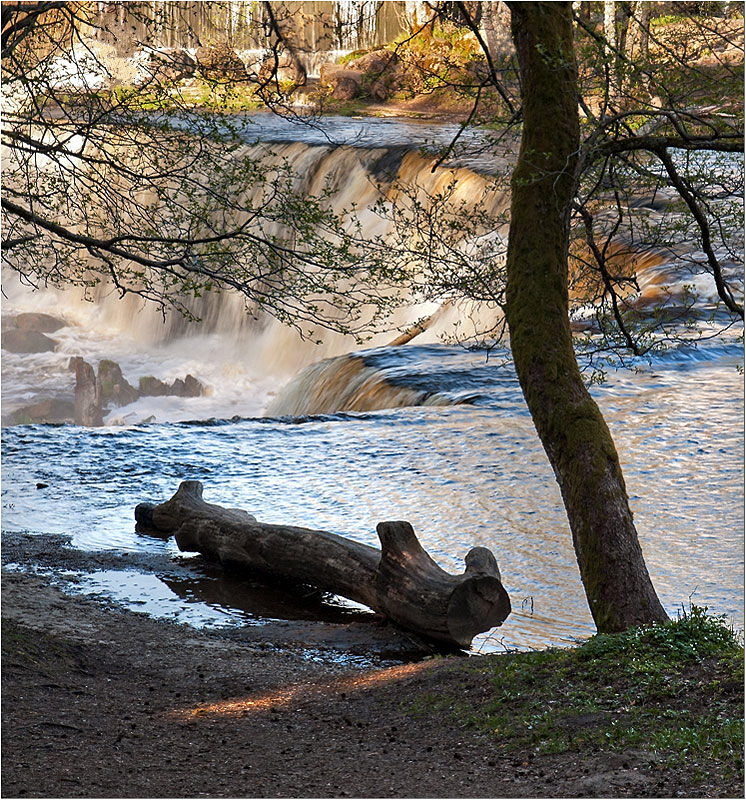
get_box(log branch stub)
[135,481,511,648]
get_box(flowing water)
[2,116,743,654]
[2,335,742,652]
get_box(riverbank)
[2,555,742,798]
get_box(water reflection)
[75,565,373,628]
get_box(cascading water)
[2,115,743,654]
[2,119,510,426]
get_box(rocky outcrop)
[320,50,400,101]
[138,375,170,396]
[4,350,207,425]
[139,373,206,398]
[98,359,140,407]
[169,374,205,398]
[2,312,65,353]
[354,50,400,100]
[70,357,104,427]
[5,398,75,425]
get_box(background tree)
[1,1,402,336]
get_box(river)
[1,114,743,654]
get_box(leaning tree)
[386,0,742,631]
[503,1,669,631]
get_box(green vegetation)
[391,21,485,98]
[101,79,265,113]
[650,14,692,27]
[337,49,368,66]
[413,608,743,782]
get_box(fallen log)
[135,481,511,648]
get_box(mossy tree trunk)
[504,2,668,632]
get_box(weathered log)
[135,481,511,649]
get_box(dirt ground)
[2,532,742,799]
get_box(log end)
[134,502,155,527]
[376,525,511,649]
[447,573,511,647]
[447,546,510,647]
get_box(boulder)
[139,375,171,397]
[196,44,248,82]
[147,48,196,82]
[258,48,306,87]
[12,312,66,333]
[319,63,363,99]
[358,50,401,101]
[5,398,75,425]
[354,49,398,76]
[2,329,57,353]
[332,74,362,100]
[98,359,140,407]
[320,50,400,101]
[169,374,205,398]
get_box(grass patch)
[411,607,743,781]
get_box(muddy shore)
[3,531,742,799]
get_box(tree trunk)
[504,2,668,632]
[135,480,511,648]
[603,0,626,103]
[625,1,650,61]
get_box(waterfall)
[9,139,506,350]
[5,116,739,425]
[1,134,509,424]
[265,351,454,416]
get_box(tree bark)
[625,1,650,61]
[504,2,668,632]
[135,481,511,648]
